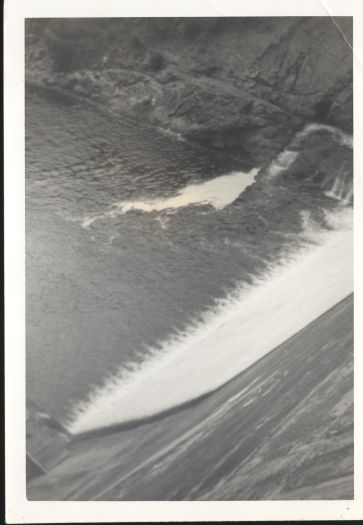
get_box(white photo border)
[4,0,363,521]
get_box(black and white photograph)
[4,0,363,522]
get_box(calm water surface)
[26,87,348,422]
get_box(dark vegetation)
[25,17,353,165]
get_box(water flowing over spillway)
[25,87,353,434]
[68,205,353,434]
[67,122,354,435]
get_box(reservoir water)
[25,87,353,432]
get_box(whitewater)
[69,204,353,435]
[82,168,259,227]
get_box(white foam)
[302,123,353,149]
[82,168,258,227]
[265,123,353,179]
[325,171,353,205]
[69,207,353,434]
[265,150,299,178]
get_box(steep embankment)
[25,17,352,166]
[27,294,353,500]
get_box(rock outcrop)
[25,17,352,165]
[27,401,70,480]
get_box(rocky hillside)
[25,17,352,167]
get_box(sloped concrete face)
[27,295,353,500]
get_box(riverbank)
[28,294,353,500]
[25,18,352,166]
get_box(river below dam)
[25,86,353,433]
